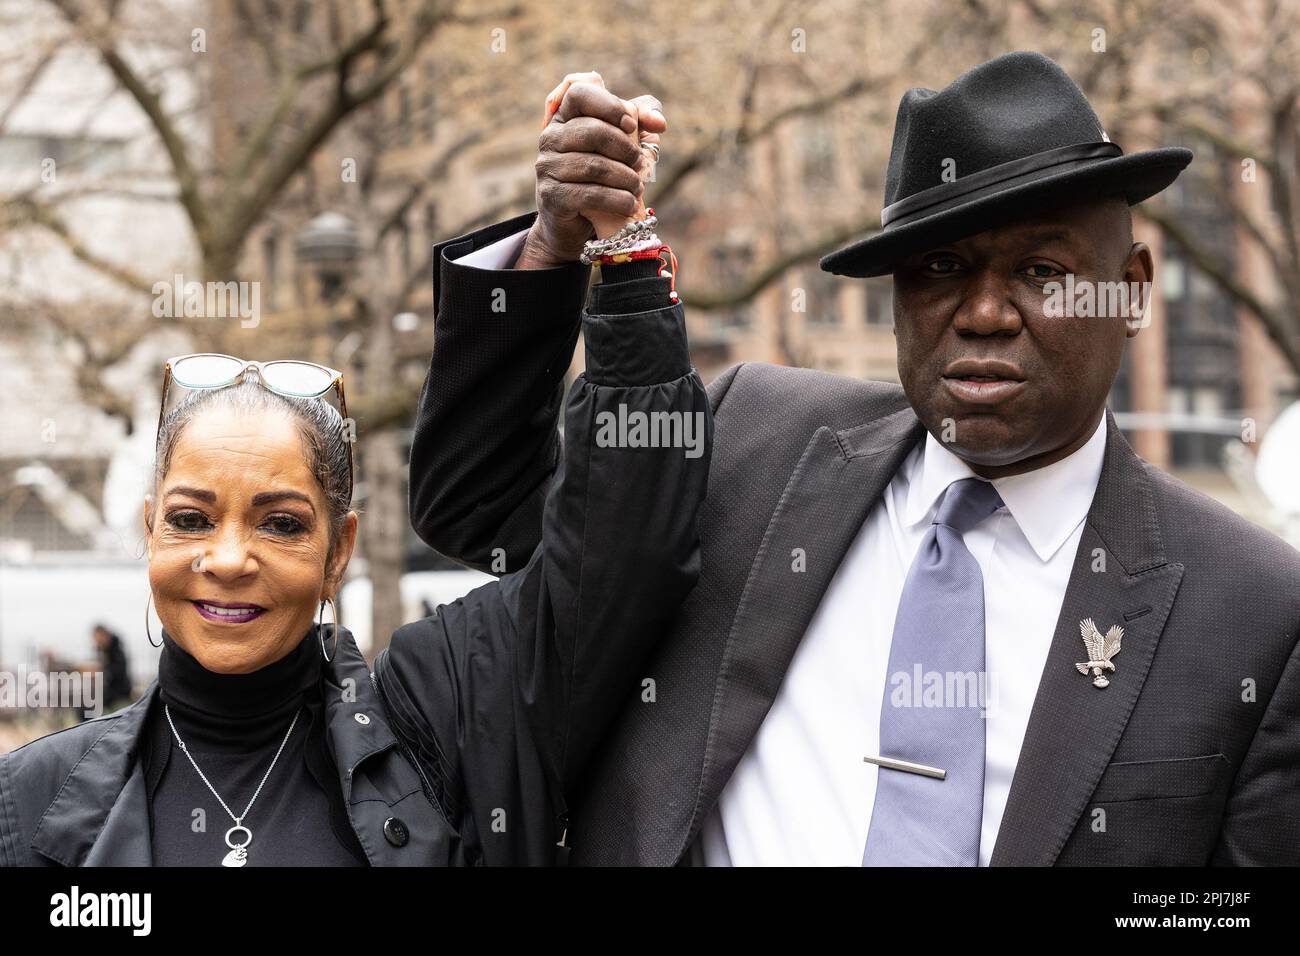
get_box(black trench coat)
[0,281,710,867]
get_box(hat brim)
[819,147,1193,278]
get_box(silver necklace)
[164,703,301,868]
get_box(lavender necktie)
[863,476,1003,867]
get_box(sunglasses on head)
[158,353,352,490]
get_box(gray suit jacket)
[411,212,1300,866]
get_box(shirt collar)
[902,412,1108,562]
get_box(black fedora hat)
[820,51,1192,278]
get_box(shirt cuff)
[590,259,674,315]
[457,229,529,270]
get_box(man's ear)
[1123,242,1154,338]
[324,511,359,597]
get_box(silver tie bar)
[863,754,946,780]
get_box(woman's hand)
[517,71,666,269]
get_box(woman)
[0,94,703,868]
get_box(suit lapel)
[990,410,1184,865]
[682,406,926,855]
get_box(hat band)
[880,141,1124,228]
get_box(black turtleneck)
[143,630,366,866]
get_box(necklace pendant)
[165,704,298,871]
[223,824,253,868]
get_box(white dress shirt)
[692,412,1108,866]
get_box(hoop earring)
[317,597,339,663]
[145,593,163,648]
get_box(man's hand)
[516,71,666,269]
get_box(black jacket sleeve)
[375,269,712,865]
[409,212,729,576]
[408,210,589,575]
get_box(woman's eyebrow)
[251,490,316,509]
[164,485,216,502]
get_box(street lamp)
[295,211,360,303]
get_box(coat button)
[383,817,409,847]
[354,712,370,725]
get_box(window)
[1161,256,1185,301]
[803,269,841,327]
[865,277,893,326]
[398,219,411,277]
[710,243,753,331]
[399,85,412,147]
[262,234,279,310]
[800,118,836,188]
[423,63,438,139]
[0,135,126,175]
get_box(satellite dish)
[1256,400,1300,515]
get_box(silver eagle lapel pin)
[1076,617,1124,688]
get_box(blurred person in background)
[88,624,132,717]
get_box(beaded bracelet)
[580,208,662,262]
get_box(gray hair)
[153,381,353,548]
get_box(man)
[410,52,1300,865]
[91,624,131,716]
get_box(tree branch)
[47,0,212,246]
[686,213,882,311]
[650,72,883,208]
[3,194,155,294]
[1143,204,1300,376]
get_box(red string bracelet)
[596,244,679,303]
